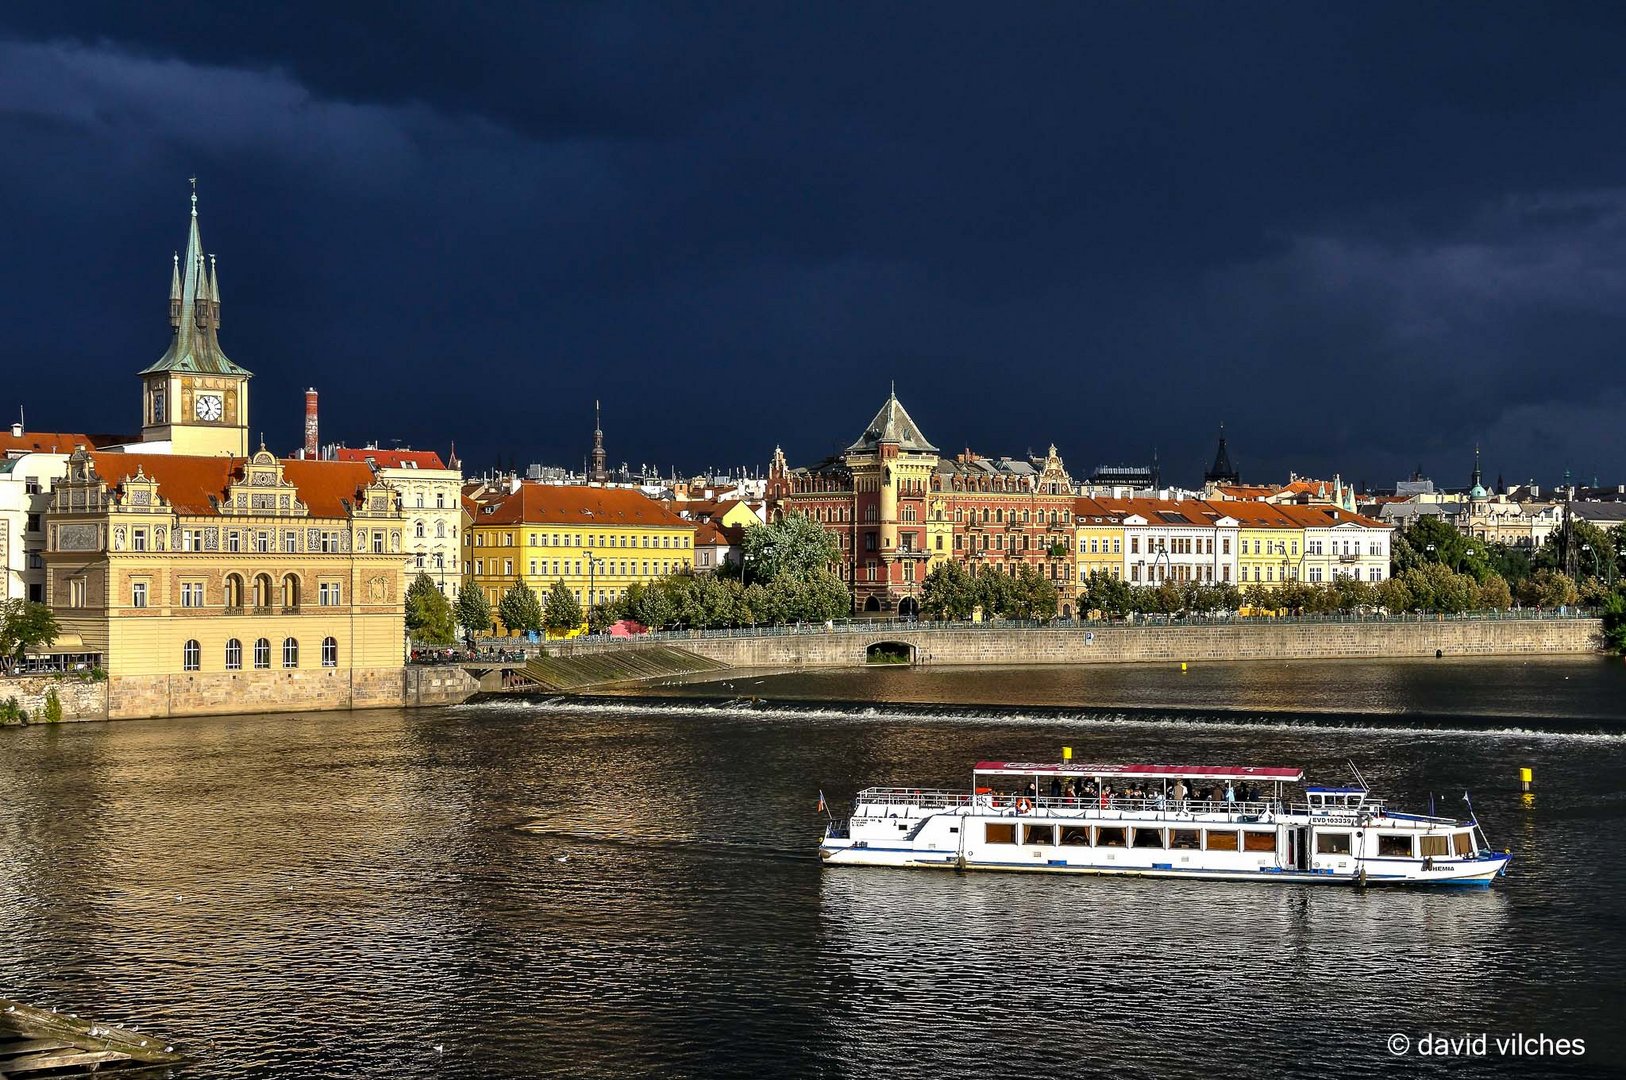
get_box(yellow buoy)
[1520,767,1532,792]
[1180,662,1188,672]
[1062,746,1073,761]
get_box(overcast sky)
[4,5,1625,489]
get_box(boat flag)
[817,790,827,812]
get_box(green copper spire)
[138,184,252,378]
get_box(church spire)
[139,182,250,378]
[590,400,608,483]
[1204,424,1239,485]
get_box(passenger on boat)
[1050,777,1063,799]
[1172,780,1188,809]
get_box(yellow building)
[464,482,696,630]
[1226,503,1305,588]
[44,448,409,715]
[1072,496,1126,581]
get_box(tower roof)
[846,389,938,453]
[1204,425,1239,484]
[138,187,252,378]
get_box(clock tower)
[137,186,252,457]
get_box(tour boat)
[819,760,1511,887]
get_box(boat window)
[1419,834,1449,857]
[1316,832,1352,855]
[985,823,1016,845]
[1024,824,1056,846]
[1059,825,1090,846]
[1377,834,1413,858]
[1095,826,1126,848]
[1205,830,1240,852]
[1170,829,1200,850]
[1453,832,1475,856]
[1132,827,1165,848]
[1242,831,1276,853]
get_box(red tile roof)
[694,521,746,546]
[0,430,101,456]
[88,452,382,519]
[471,483,694,529]
[333,447,448,470]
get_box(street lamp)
[581,550,601,624]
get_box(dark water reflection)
[0,666,1622,1077]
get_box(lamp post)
[581,550,599,625]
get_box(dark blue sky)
[4,4,1626,489]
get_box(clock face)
[195,394,223,422]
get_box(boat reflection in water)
[816,866,1512,1076]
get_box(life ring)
[1016,798,1032,814]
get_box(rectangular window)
[529,560,537,575]
[1377,834,1413,858]
[132,528,147,551]
[1170,829,1201,850]
[1023,824,1055,846]
[320,582,342,606]
[256,532,270,553]
[1419,834,1450,858]
[69,579,86,608]
[284,531,298,553]
[131,580,148,608]
[1130,537,1139,554]
[1242,831,1276,853]
[1316,832,1352,855]
[475,559,484,575]
[1205,830,1240,852]
[985,823,1016,844]
[504,560,513,575]
[1132,827,1165,849]
[372,532,385,553]
[1453,832,1475,856]
[1094,826,1126,848]
[1059,825,1090,846]
[228,530,241,552]
[1310,567,1323,583]
[180,581,205,607]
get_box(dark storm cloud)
[4,4,1626,486]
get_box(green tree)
[740,513,841,585]
[1332,576,1373,613]
[1601,590,1626,654]
[1516,568,1580,609]
[543,580,584,634]
[922,561,976,620]
[455,581,492,642]
[1476,572,1513,611]
[1081,571,1133,617]
[0,599,60,674]
[973,568,1015,618]
[1405,517,1466,570]
[1008,566,1059,621]
[497,579,543,634]
[587,603,619,634]
[1485,542,1532,587]
[405,572,457,644]
[1374,575,1412,613]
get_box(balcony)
[1337,553,1358,563]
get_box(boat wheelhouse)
[819,760,1510,887]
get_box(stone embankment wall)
[658,619,1604,670]
[1,665,479,723]
[0,675,109,722]
[102,664,481,720]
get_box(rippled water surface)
[1,659,1623,1078]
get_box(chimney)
[304,388,319,459]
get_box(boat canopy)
[973,761,1304,783]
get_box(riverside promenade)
[534,611,1603,671]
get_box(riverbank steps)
[520,646,727,691]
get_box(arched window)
[182,639,200,671]
[282,637,299,668]
[322,637,338,668]
[253,638,271,669]
[436,521,446,538]
[281,574,301,611]
[225,638,243,670]
[253,574,274,610]
[415,521,426,538]
[224,573,245,609]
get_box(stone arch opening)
[898,596,919,618]
[865,641,916,665]
[863,595,882,612]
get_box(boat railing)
[1289,800,1388,818]
[854,789,1288,818]
[855,787,973,808]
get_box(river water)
[1,657,1622,1078]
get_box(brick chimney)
[304,388,319,458]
